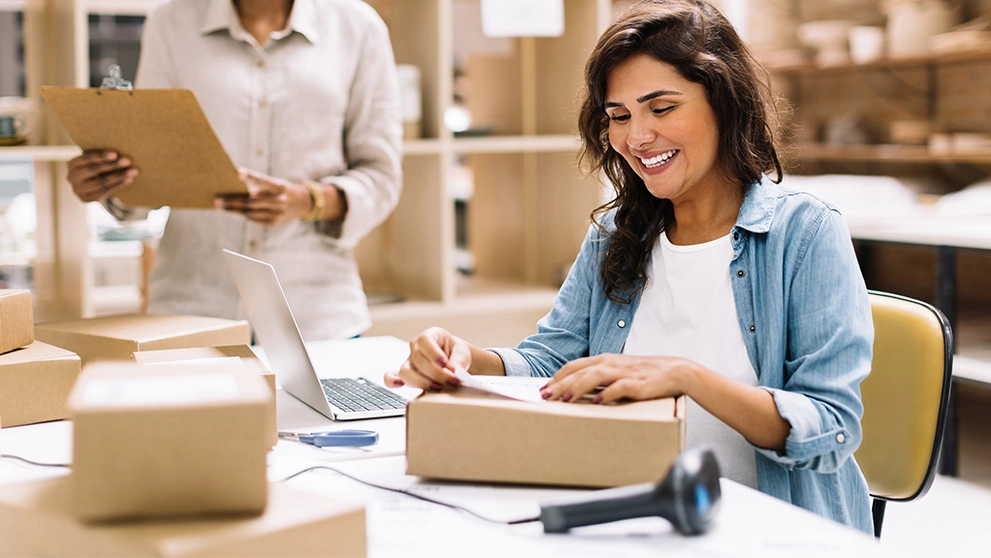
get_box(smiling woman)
[389,0,875,536]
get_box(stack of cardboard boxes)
[0,289,81,428]
[0,305,368,557]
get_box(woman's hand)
[215,169,312,227]
[384,327,471,391]
[540,353,696,404]
[66,150,138,203]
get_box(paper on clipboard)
[40,86,248,209]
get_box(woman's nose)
[627,117,656,148]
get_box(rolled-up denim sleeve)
[756,209,873,473]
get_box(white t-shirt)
[623,231,759,489]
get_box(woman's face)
[605,54,730,206]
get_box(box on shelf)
[0,477,366,558]
[0,289,34,355]
[0,341,81,428]
[68,361,272,522]
[132,345,277,448]
[34,314,250,365]
[406,389,685,488]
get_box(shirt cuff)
[487,348,532,377]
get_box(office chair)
[855,290,953,538]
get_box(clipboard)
[40,84,248,209]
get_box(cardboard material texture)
[406,389,686,488]
[0,341,81,428]
[68,361,272,521]
[40,86,248,209]
[0,477,367,558]
[131,345,277,448]
[34,314,250,365]
[0,289,34,354]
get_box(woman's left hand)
[215,169,312,227]
[540,353,696,404]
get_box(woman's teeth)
[640,150,677,169]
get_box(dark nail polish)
[592,394,603,404]
[541,389,552,400]
[430,381,444,391]
[561,391,573,403]
[446,377,461,387]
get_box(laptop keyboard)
[319,377,407,413]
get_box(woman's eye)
[609,114,630,122]
[653,106,675,115]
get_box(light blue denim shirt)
[492,180,874,534]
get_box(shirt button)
[249,240,258,250]
[255,148,264,156]
[737,270,745,277]
[836,433,846,444]
[618,320,626,328]
[749,325,755,332]
[258,99,267,108]
[733,232,739,241]
[257,59,266,68]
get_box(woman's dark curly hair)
[578,0,783,303]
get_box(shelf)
[955,354,991,387]
[767,48,991,76]
[0,145,81,162]
[790,143,991,164]
[451,134,581,154]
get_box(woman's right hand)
[66,150,138,203]
[384,326,471,391]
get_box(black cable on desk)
[0,453,70,468]
[1,453,542,526]
[280,465,541,526]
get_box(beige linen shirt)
[130,0,402,340]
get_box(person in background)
[386,0,873,534]
[65,0,403,340]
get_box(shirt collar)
[199,0,320,44]
[734,178,780,235]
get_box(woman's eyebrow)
[604,89,683,109]
[636,89,682,103]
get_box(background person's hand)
[540,353,693,404]
[66,150,138,203]
[384,326,471,391]
[215,168,312,227]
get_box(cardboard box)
[0,477,366,558]
[132,345,277,448]
[406,389,685,488]
[34,314,250,365]
[0,289,34,354]
[0,341,81,428]
[68,361,272,521]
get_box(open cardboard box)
[0,477,366,558]
[406,388,685,488]
[34,314,250,365]
[0,341,81,428]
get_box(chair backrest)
[855,291,953,503]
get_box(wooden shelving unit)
[3,0,614,344]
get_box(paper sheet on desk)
[453,367,546,403]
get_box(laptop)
[223,249,407,421]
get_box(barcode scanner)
[538,447,722,535]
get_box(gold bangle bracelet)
[301,181,325,222]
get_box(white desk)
[0,337,903,557]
